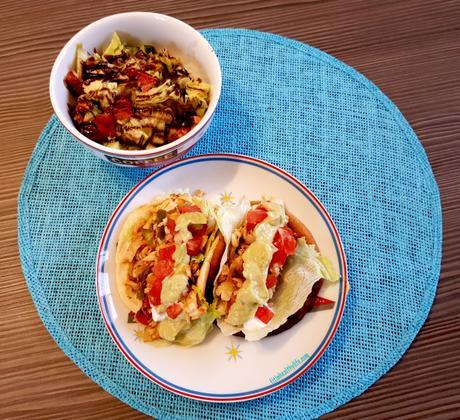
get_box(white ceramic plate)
[96,154,348,402]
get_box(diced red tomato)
[255,306,274,324]
[135,309,151,325]
[148,260,174,305]
[64,70,83,96]
[166,217,176,234]
[93,113,116,141]
[191,116,202,126]
[186,235,203,256]
[270,227,297,270]
[270,249,287,270]
[148,277,163,306]
[246,207,268,231]
[152,259,173,281]
[167,127,191,142]
[166,303,183,319]
[113,96,133,121]
[286,226,298,238]
[179,204,201,213]
[188,223,207,236]
[137,72,159,92]
[125,67,140,80]
[135,296,151,325]
[313,296,335,307]
[125,68,159,91]
[274,227,297,257]
[158,244,175,262]
[266,274,278,289]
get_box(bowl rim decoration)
[49,12,222,158]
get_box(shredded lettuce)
[75,43,87,78]
[243,238,321,341]
[296,240,340,283]
[158,316,189,341]
[174,306,218,346]
[184,80,211,116]
[191,253,205,264]
[103,32,124,56]
[124,46,139,56]
[318,255,340,282]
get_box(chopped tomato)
[124,68,158,91]
[274,227,297,257]
[179,204,201,213]
[246,207,268,231]
[125,67,140,80]
[270,249,287,270]
[64,70,83,96]
[93,113,116,141]
[148,260,173,305]
[135,296,151,325]
[166,303,183,319]
[188,223,207,236]
[135,309,151,325]
[270,227,297,270]
[255,306,274,324]
[186,235,203,256]
[167,127,191,142]
[191,115,202,126]
[137,72,159,92]
[286,226,298,239]
[313,296,335,307]
[266,274,278,289]
[113,96,133,121]
[148,277,163,306]
[166,217,176,233]
[158,244,175,262]
[152,259,173,281]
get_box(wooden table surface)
[1,0,459,418]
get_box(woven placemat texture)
[18,29,441,419]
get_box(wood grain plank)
[0,0,459,418]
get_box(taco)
[214,198,340,341]
[116,192,225,346]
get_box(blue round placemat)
[18,29,441,419]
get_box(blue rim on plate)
[95,153,348,402]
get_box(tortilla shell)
[232,206,323,339]
[208,232,226,284]
[116,199,225,315]
[116,205,156,313]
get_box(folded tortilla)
[115,193,225,346]
[214,199,339,341]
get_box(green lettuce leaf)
[318,255,340,282]
[75,43,87,78]
[174,306,218,346]
[158,316,189,341]
[103,32,124,56]
[243,238,322,341]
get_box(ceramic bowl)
[49,12,221,167]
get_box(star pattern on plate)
[225,340,243,362]
[220,191,235,206]
[133,329,144,341]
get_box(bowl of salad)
[50,12,221,167]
